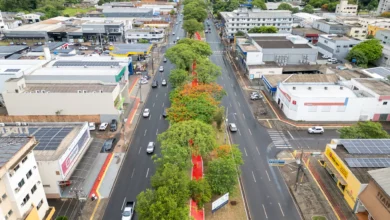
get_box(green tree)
[138,39,149,43]
[339,122,390,139]
[381,11,390,18]
[214,145,244,166]
[154,143,192,170]
[189,179,212,209]
[183,19,204,38]
[213,107,224,130]
[206,157,238,194]
[366,34,374,39]
[277,3,293,10]
[169,9,176,16]
[195,58,222,84]
[248,26,278,33]
[302,4,315,13]
[158,120,217,157]
[235,30,246,36]
[225,0,240,11]
[55,217,68,220]
[169,69,190,88]
[346,49,368,67]
[349,39,383,63]
[327,2,338,12]
[184,2,207,22]
[308,0,328,8]
[252,0,267,10]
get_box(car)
[176,37,180,41]
[146,142,155,154]
[327,58,337,62]
[79,46,88,50]
[250,92,263,100]
[109,42,113,46]
[103,138,116,151]
[176,22,178,25]
[308,126,324,134]
[110,119,117,132]
[205,30,208,33]
[208,27,211,31]
[68,42,74,46]
[22,42,27,45]
[9,42,14,45]
[89,122,96,131]
[143,108,150,117]
[322,55,330,59]
[229,123,238,132]
[172,32,175,35]
[163,57,167,62]
[162,108,168,118]
[139,79,148,84]
[16,42,20,45]
[99,122,108,131]
[74,42,81,46]
[152,80,158,88]
[162,79,167,86]
[95,47,102,50]
[38,42,43,45]
[159,66,164,72]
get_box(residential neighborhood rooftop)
[23,82,117,93]
[354,78,390,96]
[264,74,339,87]
[253,36,311,49]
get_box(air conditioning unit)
[15,122,21,126]
[15,187,20,193]
[308,87,312,90]
[21,122,28,126]
[0,123,5,127]
[292,87,296,90]
[33,166,37,169]
[77,90,82,93]
[35,90,41,93]
[37,181,41,185]
[41,90,46,93]
[324,87,328,90]
[100,90,104,93]
[340,86,344,90]
[83,90,87,93]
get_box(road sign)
[268,159,285,166]
[249,74,254,79]
[212,193,229,213]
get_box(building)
[359,17,390,30]
[376,29,390,45]
[312,19,349,35]
[361,67,390,79]
[368,22,390,36]
[335,0,358,15]
[322,139,390,213]
[274,78,390,121]
[21,14,41,24]
[220,8,293,39]
[266,2,296,10]
[292,27,325,44]
[102,8,154,18]
[110,43,153,57]
[125,28,164,43]
[292,13,324,28]
[377,0,390,15]
[345,23,367,40]
[0,123,92,199]
[82,20,125,43]
[358,167,390,220]
[316,34,360,60]
[0,137,54,220]
[139,4,175,15]
[0,46,29,60]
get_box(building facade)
[82,20,125,43]
[0,137,53,220]
[377,0,390,15]
[220,8,293,38]
[368,22,390,36]
[125,28,164,43]
[335,0,358,15]
[312,19,349,35]
[317,34,360,60]
[102,8,154,17]
[21,14,41,24]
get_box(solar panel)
[345,158,390,168]
[340,139,390,155]
[31,127,73,151]
[53,61,120,67]
[4,69,21,72]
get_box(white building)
[0,137,53,220]
[316,34,360,60]
[220,8,293,38]
[125,28,164,43]
[275,78,390,121]
[139,4,175,15]
[292,13,324,28]
[335,0,358,15]
[3,77,121,121]
[21,14,41,24]
[377,0,390,15]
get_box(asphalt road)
[285,129,340,151]
[102,12,185,220]
[206,21,301,220]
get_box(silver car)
[229,123,238,132]
[146,142,155,153]
[159,66,164,72]
[308,126,324,134]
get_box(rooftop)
[111,43,152,54]
[282,84,357,98]
[103,7,153,13]
[0,137,31,168]
[221,8,291,18]
[368,168,390,196]
[0,46,29,58]
[362,67,390,79]
[31,42,67,52]
[23,82,117,93]
[320,34,357,41]
[264,74,340,87]
[293,13,324,20]
[253,36,311,49]
[354,78,390,96]
[8,16,71,32]
[316,19,344,27]
[30,67,123,76]
[292,27,325,35]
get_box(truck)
[122,201,135,220]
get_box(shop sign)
[377,191,390,212]
[325,147,349,179]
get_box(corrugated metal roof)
[368,168,390,196]
[31,42,66,52]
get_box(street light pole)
[294,148,304,192]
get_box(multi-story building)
[125,28,164,43]
[0,137,53,220]
[358,17,390,30]
[102,7,154,18]
[316,34,360,60]
[375,30,390,67]
[376,0,390,15]
[335,0,358,15]
[368,22,390,36]
[82,20,125,43]
[375,29,390,45]
[312,19,349,35]
[345,23,367,40]
[292,13,324,28]
[220,8,293,39]
[21,14,41,24]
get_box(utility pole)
[294,148,305,192]
[70,187,85,220]
[139,79,143,103]
[225,107,228,144]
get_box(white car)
[139,79,148,84]
[146,142,155,154]
[308,126,324,134]
[159,66,164,72]
[89,122,96,131]
[229,123,238,132]
[162,79,167,86]
[172,32,175,35]
[95,47,102,50]
[79,46,88,50]
[99,123,108,131]
[176,37,180,41]
[143,108,150,118]
[327,58,337,62]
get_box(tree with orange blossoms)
[179,83,226,101]
[213,145,244,166]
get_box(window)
[31,185,37,194]
[8,210,13,216]
[22,156,28,163]
[384,101,388,105]
[18,179,25,188]
[43,185,50,188]
[37,199,43,210]
[13,164,20,173]
[26,170,32,179]
[321,106,331,112]
[337,106,346,112]
[21,194,30,206]
[56,171,60,175]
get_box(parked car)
[327,58,337,63]
[103,138,116,151]
[89,122,96,131]
[99,122,108,131]
[159,66,164,72]
[79,46,88,50]
[176,37,180,41]
[143,108,150,118]
[9,42,14,45]
[38,42,43,45]
[152,80,158,88]
[162,108,168,118]
[146,142,155,154]
[229,123,238,132]
[74,42,81,46]
[139,79,148,84]
[95,47,102,50]
[163,57,167,63]
[172,32,175,35]
[110,119,117,132]
[22,42,27,45]
[205,30,208,33]
[308,126,324,134]
[322,55,330,59]
[162,79,167,86]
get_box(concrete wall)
[248,67,283,79]
[246,51,263,65]
[36,160,62,198]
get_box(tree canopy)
[277,3,299,13]
[195,58,222,84]
[206,157,238,194]
[346,39,383,66]
[248,26,278,33]
[169,69,190,88]
[339,122,390,139]
[190,179,212,209]
[302,4,315,13]
[252,0,267,10]
[183,19,204,38]
[346,50,368,67]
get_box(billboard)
[58,123,90,179]
[212,193,229,213]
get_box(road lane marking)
[287,131,294,140]
[256,147,260,155]
[233,114,236,120]
[230,103,232,107]
[248,129,252,135]
[122,197,126,210]
[165,93,167,96]
[231,84,233,87]
[267,120,273,128]
[278,203,285,216]
[244,148,248,156]
[262,204,268,219]
[238,129,241,136]
[144,129,147,136]
[138,147,142,154]
[235,92,237,96]
[156,129,159,135]
[242,113,246,119]
[238,102,241,107]
[153,102,155,107]
[160,115,162,120]
[146,168,150,178]
[156,94,158,98]
[266,170,271,181]
[131,169,135,178]
[149,115,152,120]
[162,102,165,107]
[252,171,256,182]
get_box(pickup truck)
[122,201,135,220]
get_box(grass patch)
[312,216,327,220]
[62,7,95,16]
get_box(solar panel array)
[339,139,390,155]
[345,158,390,168]
[33,127,73,151]
[5,69,21,72]
[53,61,120,67]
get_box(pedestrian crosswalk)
[267,130,292,149]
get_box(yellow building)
[368,23,390,36]
[322,139,390,213]
[109,43,153,57]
